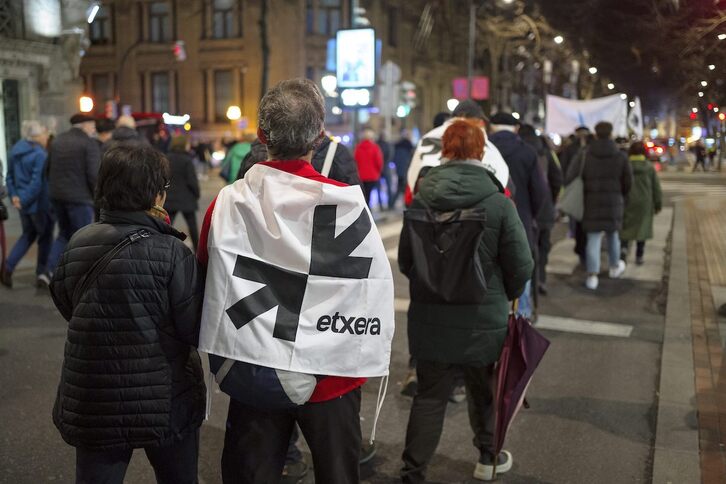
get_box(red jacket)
[354,139,384,182]
[198,160,367,403]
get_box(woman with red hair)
[399,120,533,482]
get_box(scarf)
[146,205,171,225]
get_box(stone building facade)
[79,0,471,140]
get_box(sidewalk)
[653,194,726,483]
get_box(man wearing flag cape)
[197,78,395,484]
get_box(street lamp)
[701,80,708,87]
[699,91,704,97]
[718,33,726,40]
[79,96,94,113]
[629,101,635,108]
[553,35,564,45]
[607,83,615,90]
[692,107,698,113]
[226,105,242,121]
[588,67,598,75]
[620,94,627,100]
[708,64,716,71]
[447,98,460,111]
[86,2,100,23]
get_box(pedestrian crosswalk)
[660,180,726,201]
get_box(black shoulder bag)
[71,229,151,307]
[403,204,488,304]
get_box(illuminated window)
[212,0,239,38]
[214,70,234,122]
[149,2,171,43]
[90,6,113,44]
[151,72,170,112]
[317,0,341,36]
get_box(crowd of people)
[0,76,668,484]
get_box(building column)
[143,71,152,112]
[205,69,214,123]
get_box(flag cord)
[369,375,389,444]
[204,370,214,420]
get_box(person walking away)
[221,135,254,183]
[489,113,548,318]
[165,135,201,251]
[49,144,205,483]
[355,128,384,207]
[560,127,592,264]
[198,79,392,484]
[621,142,662,265]
[692,141,707,172]
[519,125,563,296]
[311,134,361,186]
[391,130,415,208]
[1,159,9,281]
[399,120,533,483]
[377,133,394,210]
[95,118,115,152]
[45,113,101,278]
[566,121,633,290]
[111,115,147,146]
[2,121,53,288]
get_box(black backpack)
[403,206,488,304]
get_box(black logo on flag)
[226,204,374,342]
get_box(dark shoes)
[401,370,418,397]
[0,270,12,288]
[635,256,645,266]
[473,450,513,481]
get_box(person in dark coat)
[692,141,707,172]
[165,135,201,250]
[391,130,415,208]
[621,142,662,265]
[110,115,147,146]
[560,127,593,264]
[49,144,205,483]
[46,113,101,277]
[399,120,533,483]
[519,125,563,296]
[489,113,547,318]
[2,121,52,288]
[95,118,115,152]
[566,121,633,290]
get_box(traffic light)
[689,112,697,120]
[173,41,186,61]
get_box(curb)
[651,202,701,483]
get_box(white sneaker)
[473,450,513,481]
[609,260,626,279]
[585,275,599,290]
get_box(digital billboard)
[336,28,376,89]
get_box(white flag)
[199,164,395,378]
[627,96,644,139]
[545,94,628,136]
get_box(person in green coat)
[621,142,662,265]
[399,120,533,483]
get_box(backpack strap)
[321,140,338,178]
[71,229,152,308]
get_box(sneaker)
[36,273,51,289]
[449,385,466,403]
[0,270,12,289]
[359,441,377,465]
[609,260,626,279]
[585,274,599,290]
[281,460,308,483]
[635,256,644,266]
[473,450,513,481]
[401,370,418,397]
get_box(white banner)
[199,164,395,378]
[545,94,628,136]
[627,96,644,139]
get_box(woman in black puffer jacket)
[50,145,205,484]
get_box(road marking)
[536,314,633,338]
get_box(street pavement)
[0,169,722,483]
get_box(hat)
[574,125,590,133]
[95,118,115,134]
[70,113,95,124]
[489,112,519,126]
[452,99,487,121]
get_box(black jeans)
[169,211,199,251]
[621,240,646,260]
[222,388,362,484]
[401,361,496,483]
[75,429,199,484]
[362,181,378,208]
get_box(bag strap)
[321,140,338,178]
[72,229,152,308]
[578,147,588,177]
